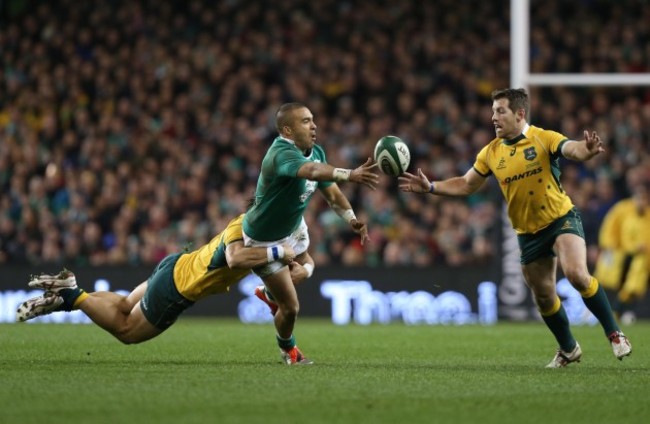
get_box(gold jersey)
[598,198,650,258]
[595,198,650,296]
[172,214,251,301]
[473,124,573,234]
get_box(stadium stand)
[0,0,648,267]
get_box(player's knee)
[277,301,299,319]
[116,333,148,345]
[114,328,138,344]
[564,268,590,290]
[534,294,556,312]
[112,323,148,345]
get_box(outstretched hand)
[583,130,605,159]
[398,168,431,194]
[351,219,370,245]
[349,158,379,190]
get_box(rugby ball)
[374,136,410,176]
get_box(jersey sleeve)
[544,130,569,157]
[222,215,245,245]
[473,144,492,177]
[274,146,309,177]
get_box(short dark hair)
[491,88,529,120]
[275,102,307,133]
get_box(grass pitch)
[1,319,648,424]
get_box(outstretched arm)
[561,130,605,161]
[296,157,379,190]
[225,241,296,269]
[398,167,486,196]
[320,184,371,245]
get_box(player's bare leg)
[22,272,162,344]
[554,234,591,292]
[77,281,163,344]
[254,252,314,316]
[262,266,312,365]
[263,267,299,339]
[555,233,631,359]
[522,256,558,312]
[523,256,580,367]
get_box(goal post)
[501,0,650,321]
[510,0,650,88]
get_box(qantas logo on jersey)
[501,167,542,185]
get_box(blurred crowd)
[1,0,649,268]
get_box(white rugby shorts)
[242,217,310,278]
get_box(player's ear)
[517,108,526,120]
[284,126,292,134]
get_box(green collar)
[502,133,526,146]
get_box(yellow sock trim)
[72,291,89,310]
[539,296,562,317]
[579,276,599,298]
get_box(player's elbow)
[463,186,479,196]
[226,252,244,269]
[296,162,322,180]
[225,242,252,269]
[455,171,485,197]
[227,257,246,269]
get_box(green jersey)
[243,136,333,241]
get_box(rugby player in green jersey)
[243,102,379,365]
[398,88,632,368]
[17,214,313,349]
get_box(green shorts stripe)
[517,207,585,265]
[140,253,194,330]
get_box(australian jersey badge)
[524,147,537,161]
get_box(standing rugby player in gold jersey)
[594,177,650,324]
[399,88,632,368]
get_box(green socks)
[582,285,620,335]
[277,334,296,350]
[541,304,576,352]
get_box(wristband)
[341,209,357,224]
[266,245,285,263]
[303,263,314,278]
[429,182,435,194]
[333,168,351,182]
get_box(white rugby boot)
[546,343,582,368]
[16,292,64,322]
